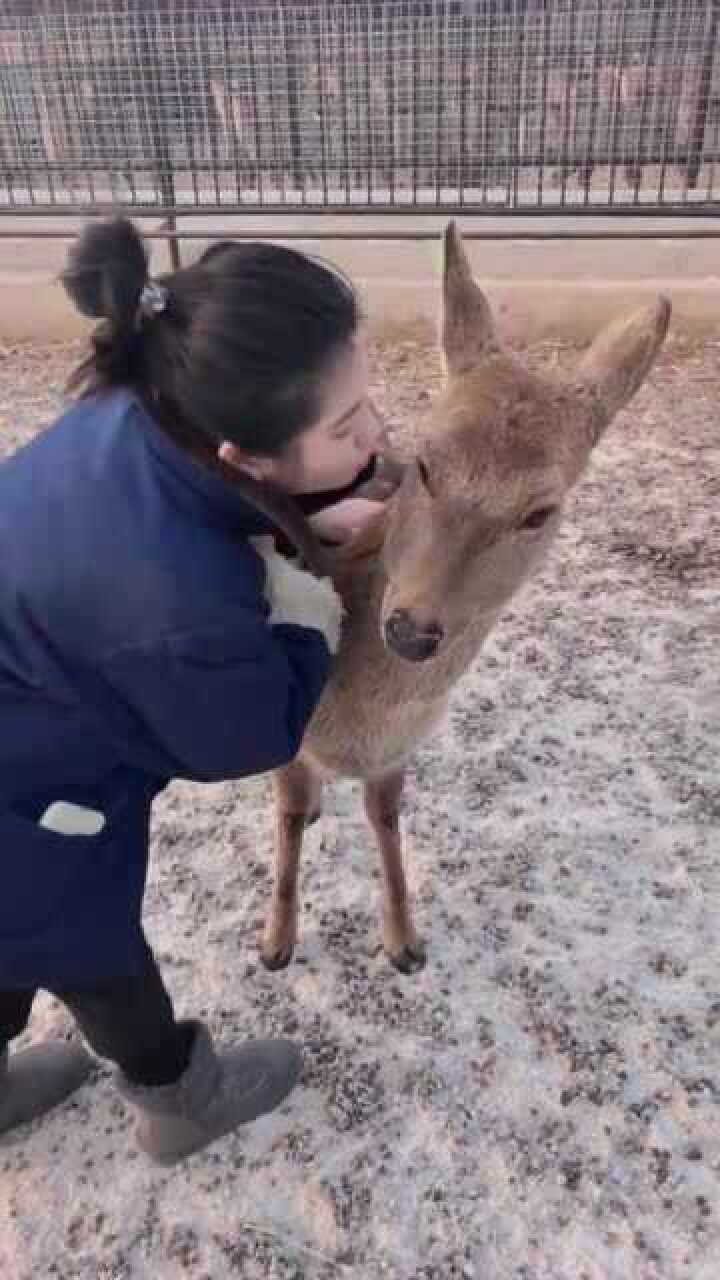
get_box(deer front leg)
[262,757,322,971]
[364,771,426,975]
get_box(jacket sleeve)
[101,609,332,783]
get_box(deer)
[257,222,671,977]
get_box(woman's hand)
[307,498,387,544]
[308,498,386,543]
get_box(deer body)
[260,223,671,975]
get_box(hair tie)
[136,280,169,327]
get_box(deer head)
[381,221,671,662]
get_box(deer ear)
[576,296,671,442]
[442,221,498,376]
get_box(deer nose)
[384,609,444,662]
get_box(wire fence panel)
[1,0,719,216]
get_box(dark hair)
[61,218,360,457]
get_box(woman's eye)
[416,458,433,494]
[520,505,558,531]
[331,420,354,442]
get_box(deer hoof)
[261,940,296,971]
[388,939,427,974]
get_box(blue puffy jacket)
[0,389,331,987]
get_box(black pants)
[0,934,192,1086]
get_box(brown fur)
[262,222,671,974]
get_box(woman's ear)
[218,441,275,482]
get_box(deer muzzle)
[383,609,445,662]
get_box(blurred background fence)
[1,0,719,238]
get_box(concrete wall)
[0,214,718,344]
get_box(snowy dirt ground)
[0,327,718,1280]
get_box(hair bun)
[61,217,149,326]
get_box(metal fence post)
[687,0,720,189]
[134,3,180,269]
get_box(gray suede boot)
[0,1042,93,1138]
[115,1020,303,1166]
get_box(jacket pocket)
[0,811,108,936]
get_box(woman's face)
[287,335,383,494]
[220,334,383,495]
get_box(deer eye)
[416,457,433,495]
[520,505,558,531]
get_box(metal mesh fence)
[1,0,719,216]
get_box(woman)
[0,218,387,1164]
